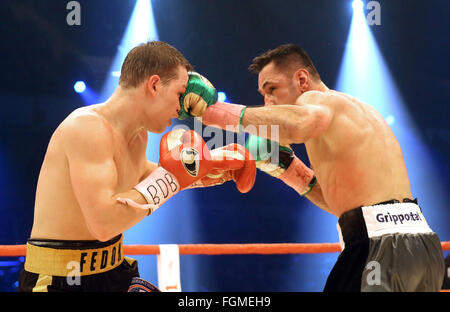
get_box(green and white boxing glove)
[178,72,218,120]
[178,71,247,132]
[245,134,317,196]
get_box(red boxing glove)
[117,129,214,215]
[117,131,255,216]
[159,129,213,190]
[189,143,256,193]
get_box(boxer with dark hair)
[179,43,445,292]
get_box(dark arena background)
[0,0,449,293]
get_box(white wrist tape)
[136,166,180,206]
[117,167,180,215]
[116,198,158,216]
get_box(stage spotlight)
[74,81,86,93]
[98,1,201,291]
[218,91,227,102]
[100,0,158,103]
[385,115,395,126]
[352,0,363,11]
[337,0,447,241]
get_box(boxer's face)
[258,62,306,106]
[146,66,188,132]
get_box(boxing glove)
[245,134,316,196]
[188,143,256,193]
[178,71,246,133]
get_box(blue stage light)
[385,115,395,126]
[74,81,86,93]
[98,1,201,291]
[100,0,158,102]
[337,0,447,249]
[352,0,363,11]
[218,91,227,102]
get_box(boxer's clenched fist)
[245,134,316,196]
[117,129,214,214]
[178,72,218,119]
[188,143,256,193]
[178,71,247,133]
[158,128,213,189]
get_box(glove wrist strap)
[238,106,247,132]
[300,176,317,196]
[127,167,180,214]
[278,156,316,196]
[201,102,246,133]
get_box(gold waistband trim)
[24,236,123,277]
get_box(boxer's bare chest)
[112,130,148,191]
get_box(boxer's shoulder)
[296,90,346,110]
[324,90,366,109]
[296,90,325,104]
[63,106,108,129]
[57,107,115,156]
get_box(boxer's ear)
[293,68,310,93]
[147,75,161,96]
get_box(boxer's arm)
[142,160,159,179]
[241,93,333,144]
[304,181,332,214]
[196,77,334,144]
[63,116,149,242]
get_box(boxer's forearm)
[87,190,149,242]
[241,105,327,144]
[304,182,332,214]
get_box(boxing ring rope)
[1,242,449,291]
[0,241,449,257]
[0,243,340,257]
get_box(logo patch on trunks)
[375,211,422,225]
[361,202,433,238]
[24,236,124,277]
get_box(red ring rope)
[0,241,448,257]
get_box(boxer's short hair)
[249,43,320,81]
[119,41,193,88]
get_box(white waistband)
[362,202,432,238]
[337,202,433,250]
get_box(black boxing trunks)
[442,254,450,290]
[324,198,445,292]
[18,234,140,292]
